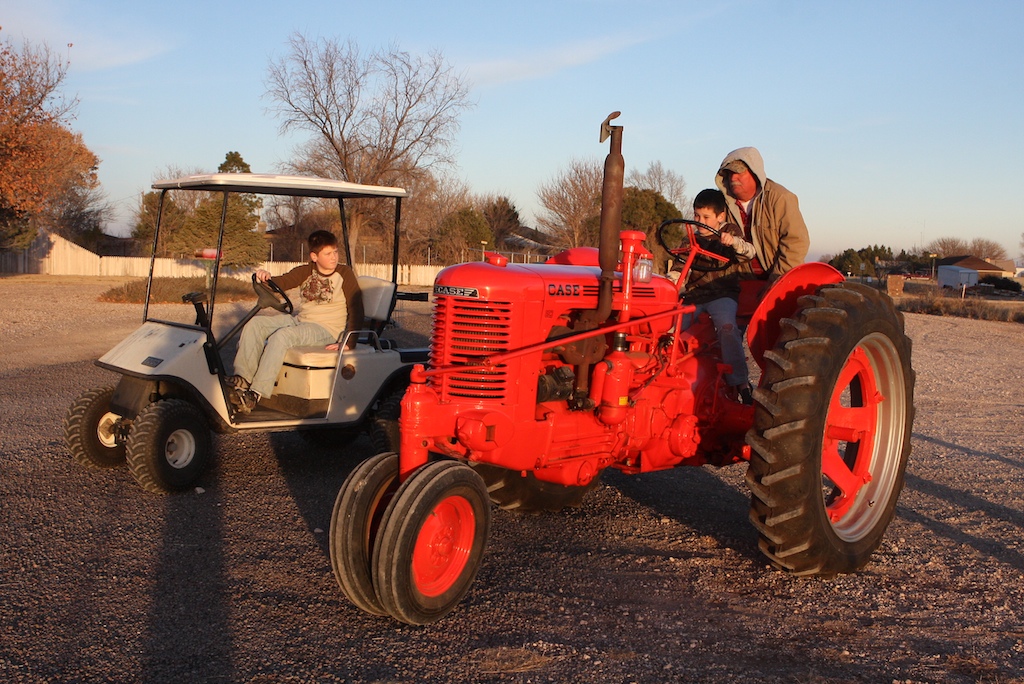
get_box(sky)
[5,0,1024,262]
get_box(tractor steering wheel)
[656,218,735,274]
[252,273,294,313]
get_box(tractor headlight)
[633,258,653,283]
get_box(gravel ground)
[1,275,1023,683]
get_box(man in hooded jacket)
[715,147,809,281]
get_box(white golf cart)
[64,173,428,494]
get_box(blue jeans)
[682,297,748,387]
[234,314,334,398]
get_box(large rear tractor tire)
[64,386,126,469]
[746,282,914,576]
[373,460,490,625]
[125,399,212,494]
[470,462,601,512]
[329,451,400,616]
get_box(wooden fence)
[0,231,443,286]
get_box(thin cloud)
[3,0,172,71]
[67,39,172,72]
[467,33,651,87]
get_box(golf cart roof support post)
[208,191,230,323]
[391,197,403,284]
[143,189,168,323]
[338,197,353,266]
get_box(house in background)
[992,259,1017,277]
[936,255,1005,279]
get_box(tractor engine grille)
[430,297,513,402]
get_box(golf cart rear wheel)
[369,383,406,454]
[64,386,126,469]
[373,461,490,625]
[126,399,212,494]
[746,282,914,576]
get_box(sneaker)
[225,375,249,390]
[738,384,754,406]
[230,388,260,414]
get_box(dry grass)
[99,276,256,304]
[895,291,1024,324]
[467,646,558,674]
[891,278,1024,324]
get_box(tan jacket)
[716,147,810,278]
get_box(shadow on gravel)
[901,472,1024,571]
[265,431,372,561]
[141,491,234,680]
[913,431,1024,472]
[603,465,761,563]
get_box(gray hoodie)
[715,147,810,277]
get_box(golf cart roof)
[152,173,409,199]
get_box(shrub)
[100,277,256,304]
[896,290,1024,324]
[980,275,1022,293]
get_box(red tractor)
[329,113,915,624]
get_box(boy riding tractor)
[329,113,915,625]
[64,174,427,494]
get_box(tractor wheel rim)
[821,332,907,541]
[411,494,475,597]
[164,429,197,469]
[97,412,119,449]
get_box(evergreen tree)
[435,207,493,262]
[621,187,682,274]
[162,196,267,268]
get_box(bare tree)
[926,237,969,258]
[267,34,472,183]
[265,34,472,254]
[627,161,688,215]
[400,171,472,264]
[536,158,603,250]
[968,237,1008,263]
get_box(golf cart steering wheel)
[657,218,734,274]
[252,273,293,313]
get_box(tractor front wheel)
[329,451,400,615]
[746,282,914,576]
[125,400,212,494]
[64,386,126,469]
[373,460,490,625]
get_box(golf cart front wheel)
[126,399,212,494]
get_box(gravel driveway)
[1,275,1022,683]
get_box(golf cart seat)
[358,275,397,334]
[280,275,397,372]
[271,276,399,413]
